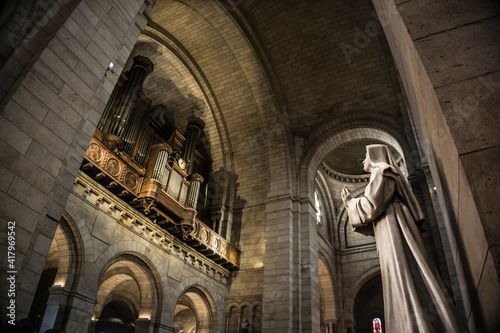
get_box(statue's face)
[363,151,370,172]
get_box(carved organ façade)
[80,56,239,269]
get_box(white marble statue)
[341,144,468,333]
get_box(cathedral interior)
[0,0,499,332]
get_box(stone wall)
[371,0,500,330]
[41,173,228,332]
[0,0,155,320]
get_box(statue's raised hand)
[341,187,352,208]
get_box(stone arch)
[352,275,384,332]
[94,252,164,324]
[223,300,262,333]
[318,256,337,326]
[299,117,414,200]
[225,303,240,333]
[173,285,218,333]
[296,122,411,330]
[133,30,232,173]
[343,266,381,324]
[35,212,85,332]
[167,275,223,320]
[315,171,336,243]
[52,212,85,290]
[144,0,293,196]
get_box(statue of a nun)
[341,144,468,333]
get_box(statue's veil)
[366,144,425,222]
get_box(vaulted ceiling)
[127,0,407,203]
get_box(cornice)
[73,171,230,282]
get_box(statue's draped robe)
[347,167,467,333]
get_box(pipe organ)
[81,56,239,269]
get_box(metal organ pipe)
[187,174,204,209]
[122,105,144,155]
[107,56,154,137]
[98,80,123,131]
[153,149,170,182]
[184,117,205,174]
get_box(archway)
[93,253,162,333]
[318,258,336,333]
[310,127,409,250]
[95,299,137,333]
[353,275,384,333]
[31,213,84,333]
[173,286,216,333]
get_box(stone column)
[183,117,205,174]
[39,285,69,333]
[262,196,296,332]
[60,291,96,333]
[108,56,154,138]
[299,198,320,333]
[210,169,237,241]
[135,318,154,333]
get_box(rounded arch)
[99,297,138,326]
[318,256,337,325]
[223,299,262,333]
[173,285,218,333]
[353,275,384,332]
[343,266,381,323]
[144,0,293,196]
[30,212,85,332]
[167,275,224,321]
[95,251,164,324]
[315,171,336,243]
[299,118,415,201]
[45,212,84,289]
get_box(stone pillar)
[421,164,465,315]
[108,56,154,138]
[61,291,96,333]
[183,117,205,174]
[210,169,237,241]
[39,285,69,333]
[155,322,175,333]
[262,196,295,332]
[135,318,154,333]
[299,198,320,333]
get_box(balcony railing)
[81,137,239,269]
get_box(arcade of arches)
[0,1,499,333]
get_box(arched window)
[373,317,382,333]
[314,191,323,226]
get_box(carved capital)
[188,173,204,183]
[187,117,205,132]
